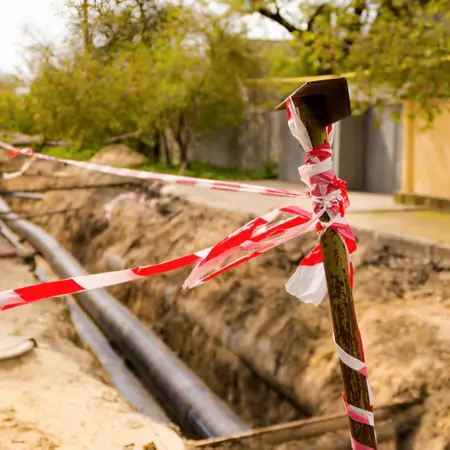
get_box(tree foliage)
[226,0,450,116]
[4,0,446,156]
[3,0,260,168]
[0,75,34,133]
[65,0,176,57]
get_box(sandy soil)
[0,238,184,450]
[2,151,450,448]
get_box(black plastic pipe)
[0,219,170,422]
[0,198,249,438]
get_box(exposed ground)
[0,234,185,449]
[1,149,450,449]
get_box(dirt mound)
[2,161,450,448]
[90,144,146,166]
[9,132,43,146]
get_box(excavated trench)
[60,191,316,427]
[3,162,450,448]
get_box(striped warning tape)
[0,141,304,199]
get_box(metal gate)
[364,105,403,194]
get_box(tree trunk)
[178,140,189,173]
[178,126,195,174]
[153,132,161,162]
[175,114,194,174]
[162,131,173,166]
[82,0,90,54]
[178,157,188,173]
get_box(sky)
[0,1,291,75]
[0,1,68,74]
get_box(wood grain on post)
[298,95,378,448]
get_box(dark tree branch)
[354,0,366,19]
[342,1,367,56]
[378,0,414,20]
[135,0,149,35]
[307,4,327,31]
[257,6,300,34]
[257,3,329,35]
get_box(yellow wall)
[402,100,450,199]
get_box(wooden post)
[298,93,378,448]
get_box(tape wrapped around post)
[284,97,355,306]
[283,96,375,449]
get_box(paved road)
[164,180,407,215]
[163,180,450,245]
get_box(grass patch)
[0,135,12,144]
[41,146,97,161]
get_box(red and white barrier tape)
[0,121,350,307]
[284,98,355,305]
[0,203,320,310]
[0,141,303,199]
[335,333,376,450]
[0,107,353,308]
[0,103,374,447]
[104,192,143,220]
[3,154,37,180]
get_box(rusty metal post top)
[274,77,352,125]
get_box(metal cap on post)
[274,77,352,125]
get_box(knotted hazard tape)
[0,102,375,448]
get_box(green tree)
[28,51,132,144]
[145,12,258,170]
[65,0,177,58]
[224,0,450,116]
[25,1,259,169]
[0,74,34,133]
